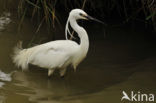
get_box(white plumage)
[12,9,102,77]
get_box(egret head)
[69,9,105,24]
[69,9,88,20]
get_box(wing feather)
[29,41,73,69]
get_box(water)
[0,11,156,103]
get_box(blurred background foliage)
[1,0,156,32]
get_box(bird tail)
[12,41,29,71]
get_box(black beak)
[85,15,107,26]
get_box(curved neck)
[69,18,89,54]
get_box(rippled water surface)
[0,10,156,103]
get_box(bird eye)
[79,13,83,16]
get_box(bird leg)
[59,68,67,77]
[73,65,77,72]
[48,69,55,77]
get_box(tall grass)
[18,0,58,32]
[0,0,19,12]
[17,0,156,31]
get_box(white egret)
[12,9,105,77]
